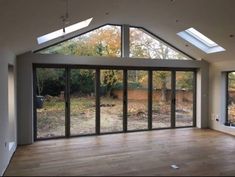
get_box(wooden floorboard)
[4,128,235,176]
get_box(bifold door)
[34,66,196,140]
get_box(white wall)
[209,61,235,136]
[197,60,209,128]
[0,48,17,176]
[17,52,209,145]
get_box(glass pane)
[129,27,190,60]
[39,25,121,57]
[70,69,96,135]
[36,68,66,138]
[152,71,171,128]
[100,70,123,133]
[228,72,235,125]
[128,70,148,130]
[175,71,194,127]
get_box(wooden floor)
[4,128,235,176]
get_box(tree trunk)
[161,81,167,102]
[106,85,113,98]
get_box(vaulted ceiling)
[0,0,235,63]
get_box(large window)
[39,25,121,57]
[34,24,196,140]
[34,66,196,140]
[227,72,235,126]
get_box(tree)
[39,25,121,58]
[70,69,95,95]
[153,71,171,102]
[36,68,64,96]
[176,72,193,90]
[38,26,193,99]
[101,70,118,97]
[130,28,174,101]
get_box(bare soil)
[37,97,193,138]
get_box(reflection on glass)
[36,68,66,138]
[152,71,171,128]
[127,70,148,130]
[100,70,123,133]
[70,69,96,135]
[175,71,194,127]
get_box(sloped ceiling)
[0,0,235,63]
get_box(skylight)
[37,18,93,44]
[177,28,225,54]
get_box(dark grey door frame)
[33,64,197,141]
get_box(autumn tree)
[100,70,119,97]
[176,72,194,90]
[39,25,122,96]
[40,25,121,57]
[38,25,192,99]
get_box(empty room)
[0,0,235,176]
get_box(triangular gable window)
[130,27,191,60]
[38,25,121,57]
[37,25,192,60]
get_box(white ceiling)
[0,0,235,63]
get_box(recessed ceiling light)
[177,27,225,54]
[37,17,93,45]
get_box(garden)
[36,69,194,138]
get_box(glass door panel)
[35,68,66,139]
[175,71,194,127]
[127,70,148,131]
[227,72,235,125]
[152,71,172,128]
[100,70,124,133]
[70,69,96,135]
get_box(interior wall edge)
[209,63,235,136]
[0,48,17,176]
